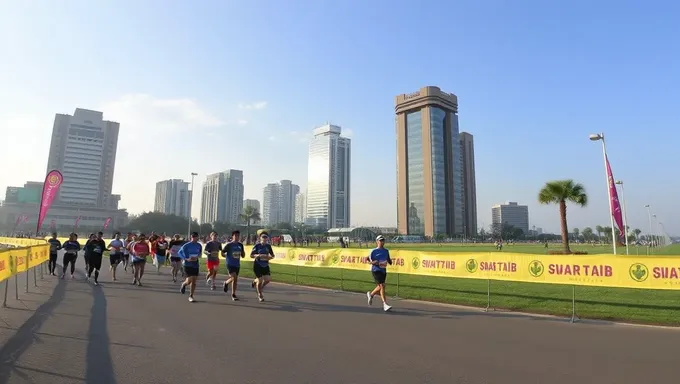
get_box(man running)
[250,232,275,302]
[366,235,392,312]
[61,233,81,279]
[122,233,134,272]
[131,233,150,286]
[168,234,185,282]
[85,231,106,285]
[83,233,96,273]
[108,232,125,281]
[152,234,168,274]
[47,232,62,276]
[204,231,222,290]
[222,230,245,301]
[178,232,202,302]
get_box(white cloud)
[238,101,268,110]
[237,119,248,125]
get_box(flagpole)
[615,181,630,255]
[590,133,617,255]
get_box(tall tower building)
[46,108,120,208]
[154,179,191,218]
[199,170,244,224]
[395,86,463,237]
[492,202,530,235]
[306,124,351,229]
[262,183,280,226]
[262,180,300,226]
[295,193,306,224]
[460,132,477,237]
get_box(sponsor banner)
[37,170,64,231]
[0,241,50,282]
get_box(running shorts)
[155,255,166,264]
[372,271,387,284]
[122,253,130,260]
[63,253,77,265]
[184,266,199,277]
[206,259,219,270]
[227,265,240,275]
[132,257,147,264]
[253,263,271,278]
[170,256,181,262]
[90,255,103,270]
[110,253,122,266]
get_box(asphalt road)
[0,254,679,384]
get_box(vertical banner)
[605,155,625,240]
[103,217,112,229]
[74,216,81,233]
[36,170,64,232]
[22,215,29,224]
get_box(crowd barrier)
[0,237,50,307]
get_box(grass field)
[201,243,680,326]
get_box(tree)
[239,206,261,244]
[582,227,594,242]
[538,180,588,253]
[595,225,603,241]
[491,222,523,240]
[572,227,580,241]
[633,228,642,240]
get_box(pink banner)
[605,155,625,240]
[37,170,64,232]
[22,215,29,224]
[103,217,112,229]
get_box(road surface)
[0,254,678,384]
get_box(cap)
[376,235,385,241]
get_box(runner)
[85,231,106,285]
[178,232,202,302]
[131,233,150,286]
[152,234,168,273]
[221,230,245,301]
[61,233,81,279]
[122,233,134,272]
[204,231,222,290]
[366,235,393,312]
[108,232,125,281]
[83,233,95,273]
[47,232,62,276]
[250,231,275,302]
[168,234,185,282]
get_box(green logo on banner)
[331,254,339,265]
[529,260,544,277]
[465,259,478,273]
[629,263,648,282]
[411,257,420,270]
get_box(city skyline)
[1,2,678,235]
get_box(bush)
[547,250,589,255]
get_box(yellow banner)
[0,239,50,283]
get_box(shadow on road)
[86,273,118,384]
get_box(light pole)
[645,204,653,254]
[589,133,617,254]
[652,214,658,247]
[659,222,665,247]
[187,172,198,238]
[614,181,629,255]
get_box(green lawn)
[203,252,680,326]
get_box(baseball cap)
[376,235,385,241]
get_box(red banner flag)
[37,170,63,232]
[103,217,112,229]
[605,155,625,240]
[22,214,29,224]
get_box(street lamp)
[645,204,653,254]
[187,172,198,238]
[614,181,629,255]
[659,222,666,247]
[589,133,617,254]
[653,214,658,248]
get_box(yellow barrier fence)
[0,237,50,307]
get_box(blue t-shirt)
[369,248,392,272]
[109,239,125,254]
[178,241,202,268]
[62,240,81,255]
[48,238,62,253]
[251,243,273,267]
[222,241,245,267]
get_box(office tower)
[395,86,463,237]
[262,180,300,226]
[46,108,120,208]
[243,199,261,213]
[154,179,191,218]
[199,170,244,224]
[491,202,530,235]
[460,132,478,237]
[306,124,351,229]
[295,193,306,224]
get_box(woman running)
[85,232,106,285]
[108,232,125,281]
[83,233,96,273]
[250,231,275,302]
[131,233,150,286]
[122,233,134,272]
[152,234,168,274]
[61,233,81,279]
[168,234,185,282]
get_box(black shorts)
[122,254,130,260]
[170,256,181,262]
[372,270,387,284]
[84,254,91,262]
[132,258,146,265]
[90,255,103,270]
[63,253,78,265]
[110,253,122,266]
[227,265,240,275]
[253,263,271,278]
[184,266,199,277]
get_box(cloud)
[237,119,248,125]
[238,101,268,110]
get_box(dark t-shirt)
[85,239,106,257]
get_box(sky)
[0,0,678,235]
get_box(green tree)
[239,206,261,244]
[582,227,594,241]
[538,180,588,254]
[572,227,580,241]
[595,225,603,241]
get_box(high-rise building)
[243,199,261,213]
[46,108,120,208]
[154,179,191,218]
[306,124,351,229]
[199,170,244,224]
[459,132,477,237]
[491,202,529,235]
[262,180,300,226]
[295,193,306,224]
[395,86,463,237]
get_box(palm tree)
[595,225,603,242]
[633,228,642,240]
[538,180,588,254]
[239,206,261,244]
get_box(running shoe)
[366,292,373,306]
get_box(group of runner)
[46,231,393,310]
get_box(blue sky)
[1,0,678,235]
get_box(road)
[0,254,679,384]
